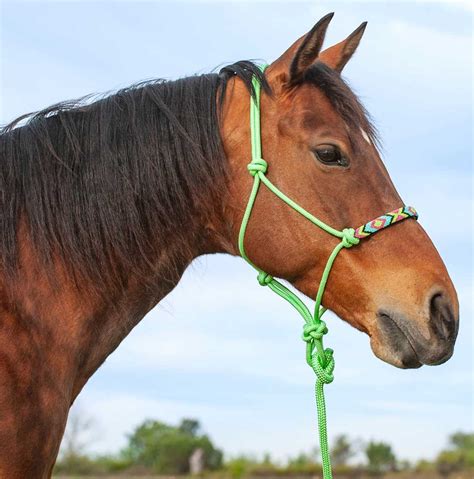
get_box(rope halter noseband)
[238,66,418,479]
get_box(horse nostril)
[429,293,457,341]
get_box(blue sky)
[1,0,472,463]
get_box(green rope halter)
[238,65,418,478]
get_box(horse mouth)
[375,312,422,369]
[374,310,456,369]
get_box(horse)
[0,13,458,478]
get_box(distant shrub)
[365,441,397,474]
[225,455,259,479]
[54,453,107,475]
[436,431,474,476]
[121,417,223,474]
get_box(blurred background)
[1,0,472,477]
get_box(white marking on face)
[360,127,371,144]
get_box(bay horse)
[0,13,458,478]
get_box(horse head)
[221,14,458,369]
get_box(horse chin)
[369,319,423,370]
[370,336,423,369]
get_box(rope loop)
[257,271,273,286]
[311,348,335,385]
[302,320,328,343]
[247,158,268,176]
[341,228,360,248]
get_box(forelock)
[300,61,380,148]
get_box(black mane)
[0,59,373,294]
[0,61,267,293]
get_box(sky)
[1,0,473,464]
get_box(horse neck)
[8,164,231,408]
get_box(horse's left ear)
[289,13,334,82]
[267,13,334,86]
[319,22,367,72]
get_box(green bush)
[365,441,397,474]
[436,432,474,476]
[225,455,259,479]
[54,453,106,475]
[121,417,222,474]
[331,434,356,467]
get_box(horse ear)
[267,13,334,85]
[318,22,367,72]
[289,13,334,82]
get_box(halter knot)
[247,158,268,176]
[311,348,335,385]
[302,320,328,343]
[257,271,273,286]
[341,228,360,248]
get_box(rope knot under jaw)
[257,271,273,286]
[302,321,328,343]
[311,348,335,385]
[341,228,360,248]
[247,158,268,176]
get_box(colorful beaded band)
[354,206,418,239]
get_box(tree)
[365,441,397,473]
[331,435,355,467]
[179,418,201,437]
[121,418,222,474]
[436,431,474,475]
[450,431,474,459]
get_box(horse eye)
[313,145,348,167]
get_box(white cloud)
[107,323,308,386]
[386,17,470,69]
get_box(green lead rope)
[238,68,361,479]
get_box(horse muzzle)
[372,291,459,369]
